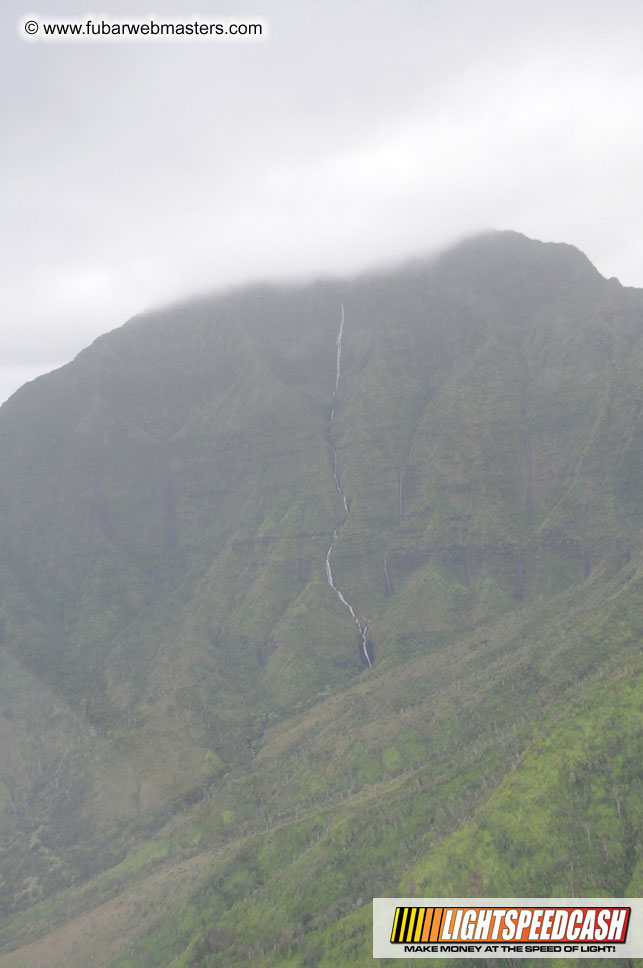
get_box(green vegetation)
[0,232,641,966]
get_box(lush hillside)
[0,231,641,967]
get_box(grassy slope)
[3,542,637,967]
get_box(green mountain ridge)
[0,230,641,966]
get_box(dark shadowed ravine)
[324,301,372,668]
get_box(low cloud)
[2,0,643,403]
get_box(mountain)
[0,231,641,967]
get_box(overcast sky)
[2,0,643,404]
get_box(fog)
[2,0,643,402]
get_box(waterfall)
[383,547,392,597]
[324,301,372,668]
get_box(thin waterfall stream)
[383,545,392,597]
[324,302,372,668]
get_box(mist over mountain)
[1,231,641,967]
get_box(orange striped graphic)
[392,907,446,943]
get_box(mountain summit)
[1,231,641,967]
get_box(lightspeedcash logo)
[373,898,643,959]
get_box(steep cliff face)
[1,231,642,966]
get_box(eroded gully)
[324,302,372,668]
